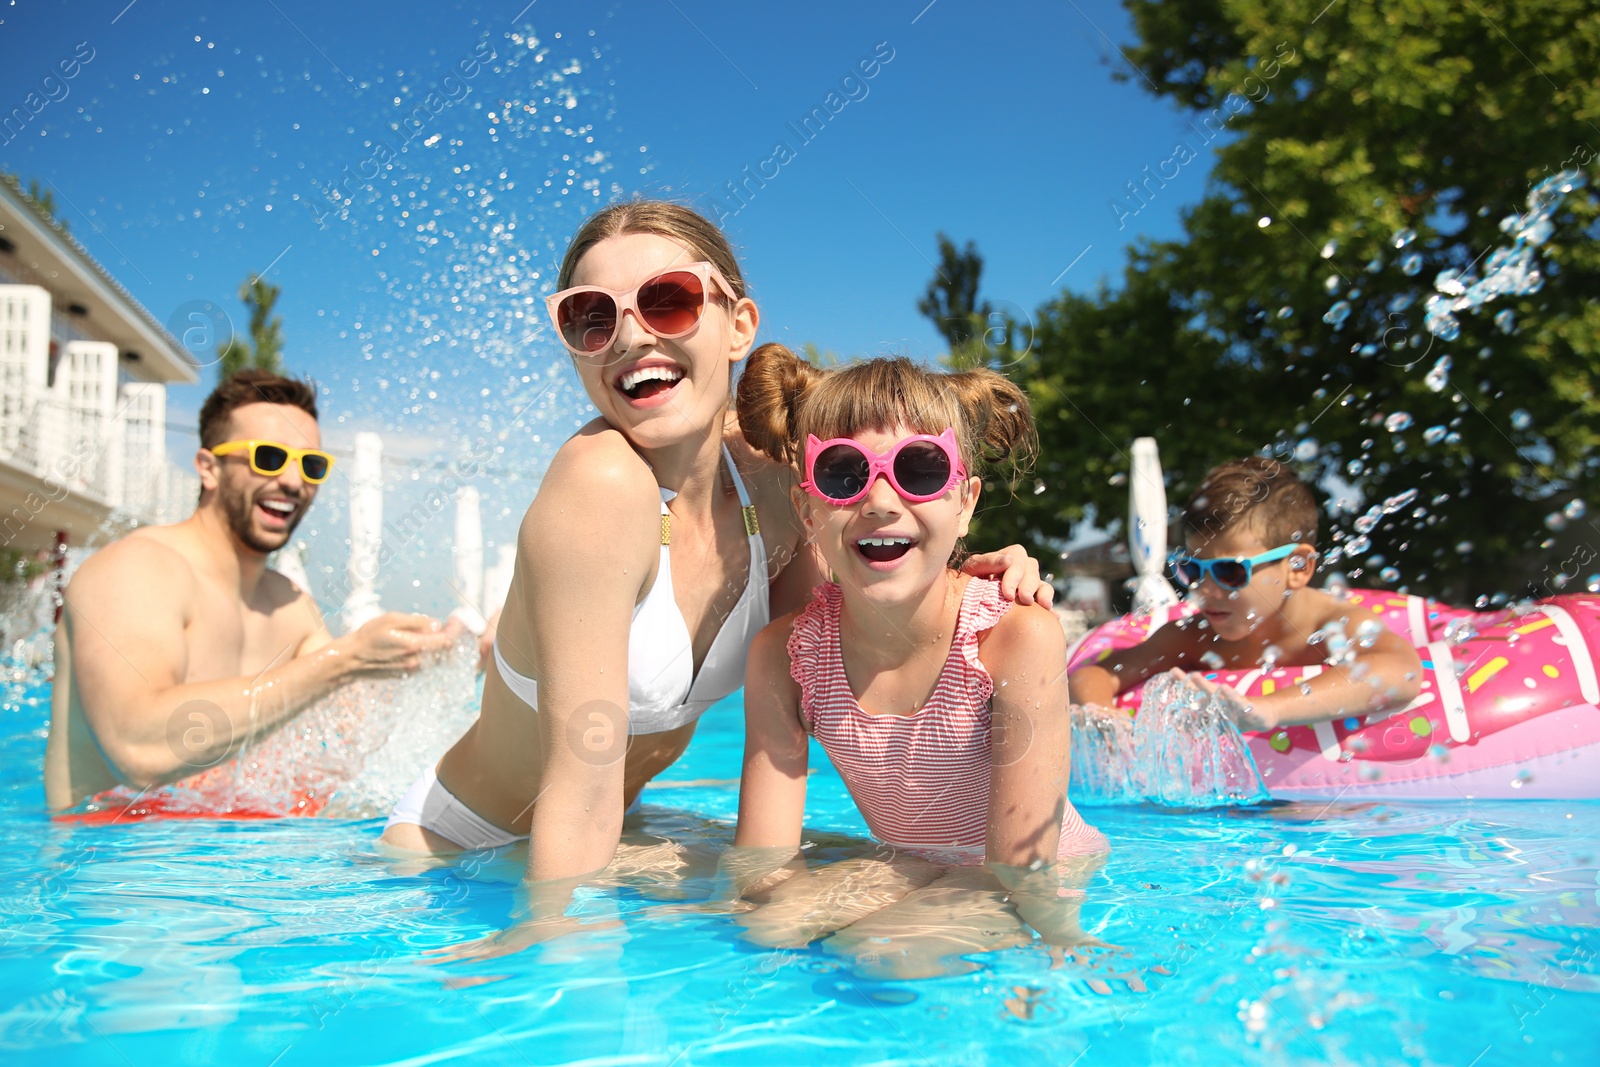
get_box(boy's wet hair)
[198,369,319,448]
[1183,456,1318,548]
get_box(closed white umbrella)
[341,431,385,633]
[1129,437,1179,615]
[450,485,486,634]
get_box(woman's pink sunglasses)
[801,428,968,505]
[545,261,738,358]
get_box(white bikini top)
[492,444,770,735]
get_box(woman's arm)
[517,434,661,887]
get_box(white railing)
[0,283,186,527]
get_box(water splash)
[79,643,480,819]
[1422,170,1585,341]
[1071,676,1271,808]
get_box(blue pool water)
[3,670,1598,1065]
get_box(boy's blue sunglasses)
[1170,543,1301,591]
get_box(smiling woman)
[380,201,1056,957]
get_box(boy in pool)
[1068,456,1422,730]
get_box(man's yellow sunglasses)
[209,440,335,484]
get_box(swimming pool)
[3,666,1597,1065]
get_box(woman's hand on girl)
[960,543,1055,606]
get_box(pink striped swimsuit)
[787,577,1107,862]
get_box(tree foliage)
[218,276,285,380]
[946,0,1600,601]
[919,234,994,370]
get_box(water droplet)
[1200,651,1224,669]
[1587,574,1600,593]
[1493,307,1516,334]
[1545,512,1567,531]
[1324,275,1342,295]
[1424,355,1451,392]
[1382,489,1418,513]
[1564,499,1586,520]
[1388,293,1415,313]
[1346,458,1365,476]
[1365,256,1384,273]
[1276,306,1294,320]
[1380,566,1401,583]
[1510,409,1533,431]
[1400,251,1423,276]
[1258,216,1272,228]
[1384,412,1413,433]
[1391,227,1417,249]
[1424,295,1461,341]
[1423,425,1447,445]
[1345,534,1371,556]
[1109,471,1127,486]
[1323,300,1352,329]
[1320,239,1338,258]
[1434,268,1466,297]
[1456,541,1474,555]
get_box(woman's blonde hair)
[736,344,1037,482]
[558,200,748,298]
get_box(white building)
[0,174,199,554]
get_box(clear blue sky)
[0,0,1210,611]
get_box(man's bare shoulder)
[68,525,197,601]
[260,565,316,612]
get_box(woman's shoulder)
[521,421,660,546]
[545,418,657,486]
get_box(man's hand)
[961,543,1055,607]
[339,612,461,674]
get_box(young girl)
[725,346,1106,968]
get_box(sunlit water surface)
[2,668,1597,1066]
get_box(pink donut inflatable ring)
[1067,589,1600,800]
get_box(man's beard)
[222,485,304,554]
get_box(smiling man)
[44,370,458,811]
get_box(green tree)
[24,179,65,232]
[956,0,1600,601]
[218,276,285,379]
[919,234,994,370]
[2,173,68,232]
